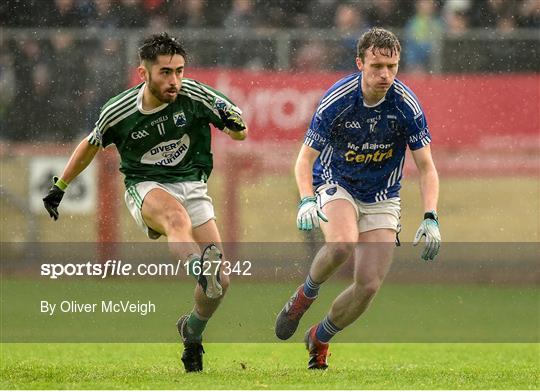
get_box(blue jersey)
[304,73,431,203]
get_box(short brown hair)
[357,27,401,61]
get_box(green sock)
[185,311,208,342]
[186,254,201,279]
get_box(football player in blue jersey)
[275,27,441,369]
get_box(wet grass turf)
[1,343,538,389]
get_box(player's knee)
[327,241,355,263]
[163,210,191,235]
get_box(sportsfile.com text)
[40,259,252,279]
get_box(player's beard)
[148,75,178,104]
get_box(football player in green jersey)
[42,33,248,372]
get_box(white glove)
[413,211,441,261]
[296,196,328,231]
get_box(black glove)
[43,176,65,221]
[217,107,246,132]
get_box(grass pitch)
[1,343,538,389]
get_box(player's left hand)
[413,211,441,261]
[218,107,246,132]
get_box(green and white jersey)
[87,78,241,188]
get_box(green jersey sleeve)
[87,85,141,147]
[180,78,242,131]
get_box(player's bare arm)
[59,138,100,184]
[411,145,441,261]
[411,145,439,212]
[295,144,320,198]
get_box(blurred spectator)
[442,0,471,37]
[147,13,170,31]
[292,41,329,72]
[47,0,85,27]
[82,38,126,132]
[332,3,369,70]
[443,0,471,13]
[182,0,208,27]
[223,0,258,29]
[28,63,54,132]
[164,0,223,27]
[404,0,442,72]
[9,63,56,141]
[118,0,147,27]
[287,1,312,28]
[85,0,122,29]
[496,13,518,33]
[143,0,165,13]
[335,3,369,34]
[444,9,470,37]
[518,0,540,28]
[48,32,87,139]
[220,0,277,69]
[260,0,309,28]
[0,37,16,138]
[259,4,289,29]
[309,0,340,28]
[1,0,53,26]
[165,0,192,27]
[470,0,518,29]
[365,0,411,28]
[13,37,44,100]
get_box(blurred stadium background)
[1,0,539,283]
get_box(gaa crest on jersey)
[173,111,187,128]
[387,115,398,131]
[388,120,398,132]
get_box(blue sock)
[316,315,342,343]
[303,274,320,298]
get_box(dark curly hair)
[138,32,187,63]
[357,27,401,61]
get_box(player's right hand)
[296,196,328,231]
[43,176,65,221]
